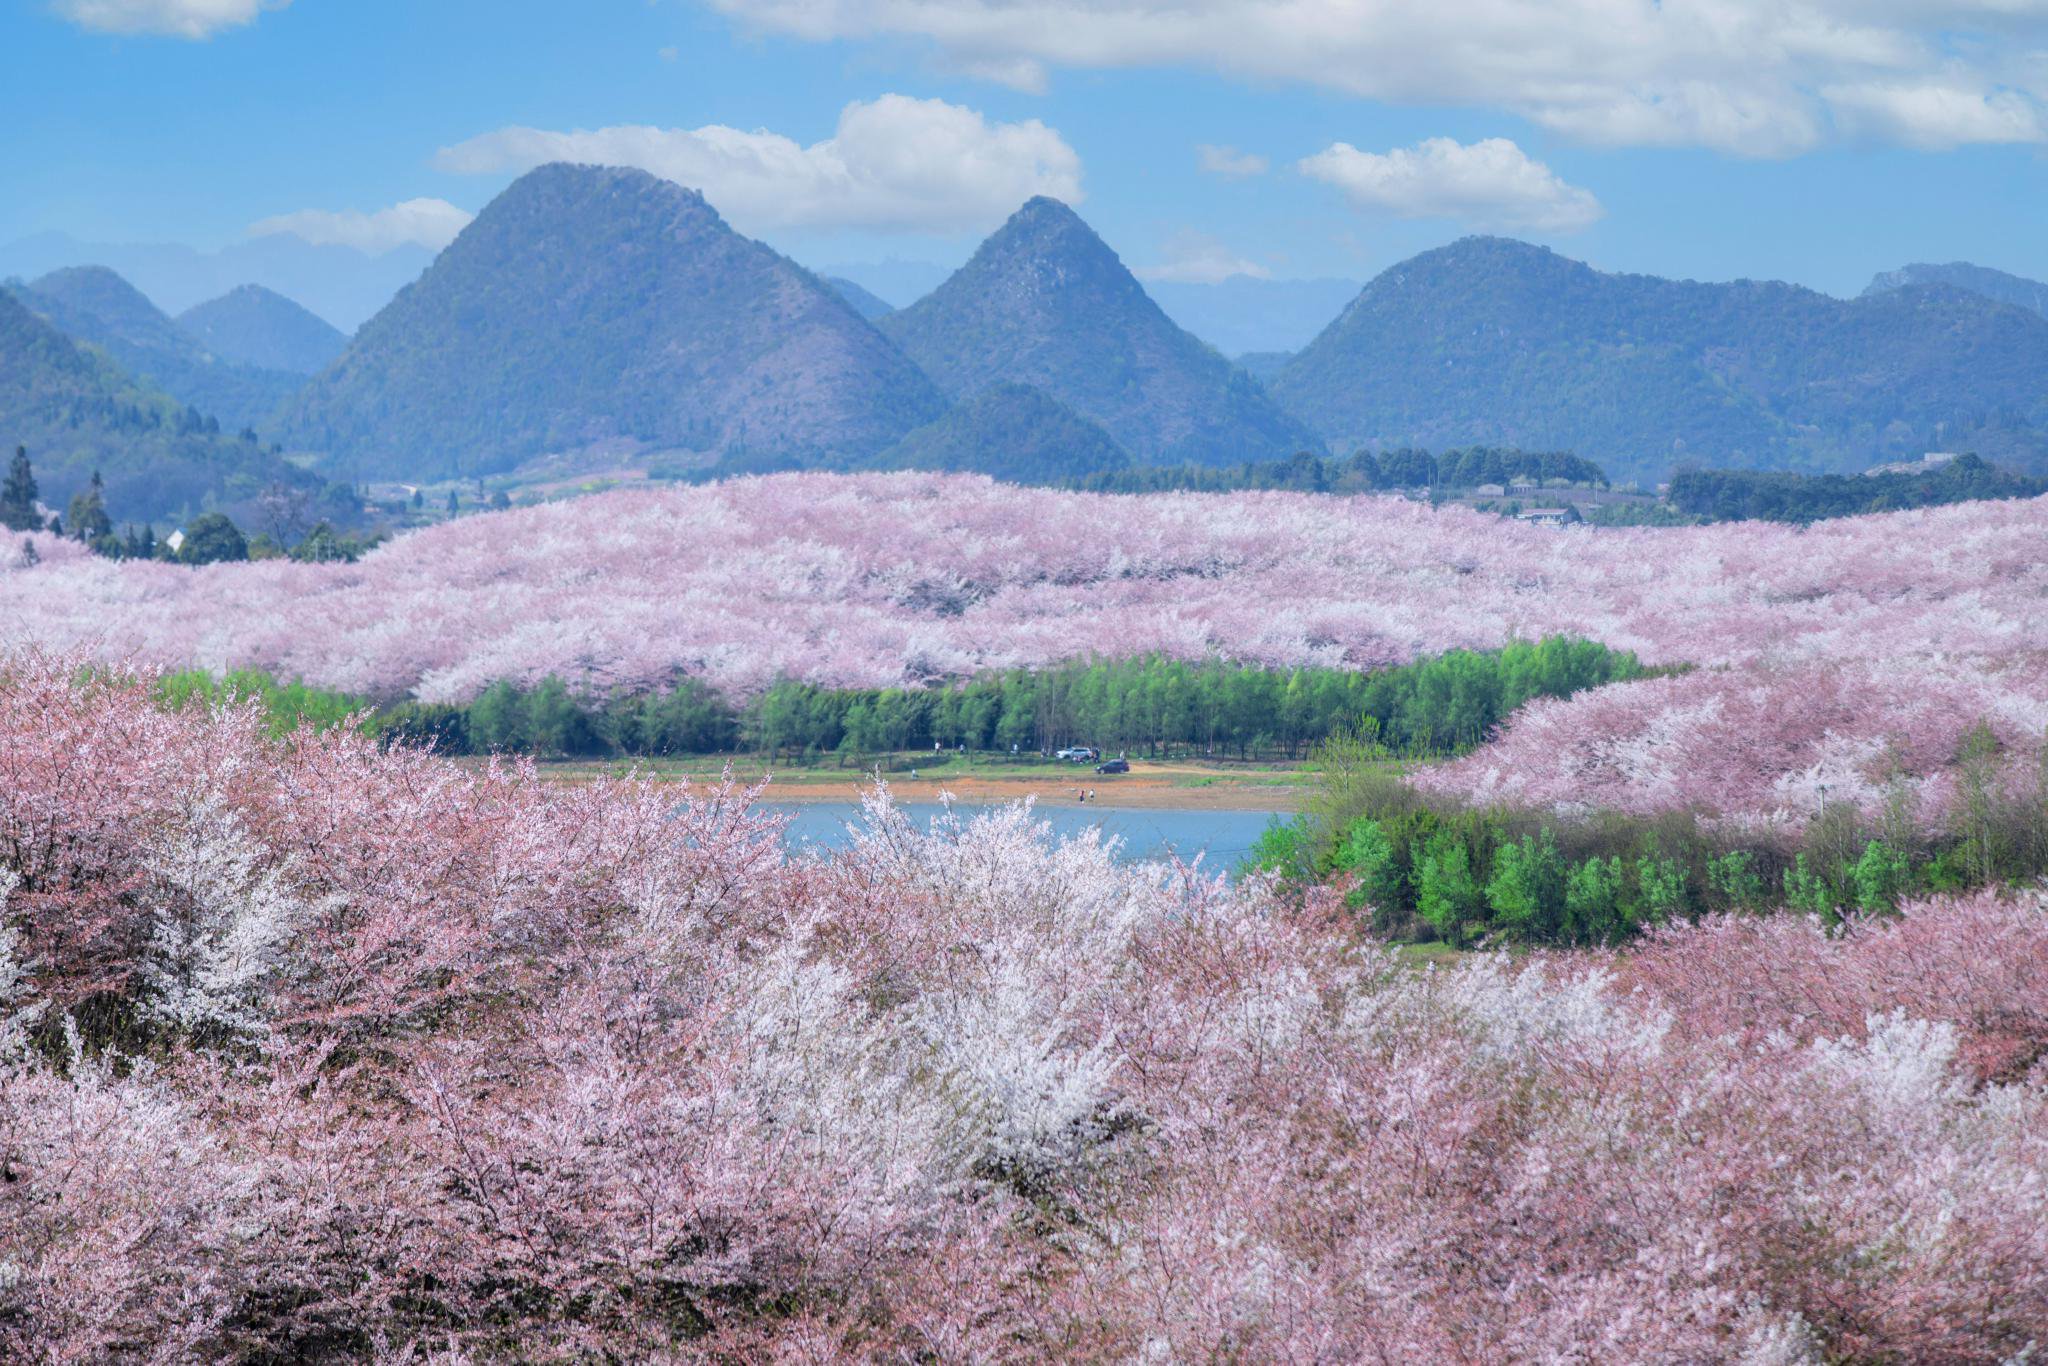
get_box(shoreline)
[754,776,1304,811]
[526,758,1310,812]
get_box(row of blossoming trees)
[3,649,2047,1358]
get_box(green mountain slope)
[872,383,1131,481]
[177,283,349,375]
[279,163,947,482]
[0,288,343,528]
[1863,262,2048,320]
[8,266,305,432]
[1273,237,2048,484]
[879,198,1321,466]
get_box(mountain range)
[4,267,307,433]
[0,287,339,529]
[12,164,2048,507]
[1272,238,2048,484]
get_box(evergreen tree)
[0,447,39,533]
[66,470,113,545]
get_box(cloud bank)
[436,95,1083,234]
[1299,137,1604,232]
[248,198,474,254]
[1136,230,1272,284]
[705,0,2048,156]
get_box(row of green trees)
[1667,454,2044,524]
[1067,446,1610,497]
[1255,726,2048,947]
[162,637,1645,764]
[748,637,1643,762]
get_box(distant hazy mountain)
[1863,262,2048,320]
[825,276,895,321]
[177,284,348,375]
[7,267,304,432]
[874,383,1130,481]
[817,258,953,309]
[880,198,1320,466]
[0,229,428,332]
[1145,277,1360,355]
[280,163,948,482]
[1272,237,2048,484]
[1234,351,1293,384]
[0,287,339,528]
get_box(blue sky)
[8,0,2048,305]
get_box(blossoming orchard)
[1,648,2046,1358]
[5,476,2048,1354]
[6,473,2046,828]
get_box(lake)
[765,801,1287,869]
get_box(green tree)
[1414,832,1481,946]
[1706,849,1765,910]
[66,470,113,546]
[0,446,39,532]
[1486,831,1566,939]
[1564,855,1625,942]
[178,512,249,565]
[1851,839,1910,913]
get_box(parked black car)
[1095,758,1130,774]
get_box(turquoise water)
[766,802,1287,869]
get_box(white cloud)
[1136,230,1273,283]
[1823,79,2046,148]
[703,0,2048,156]
[248,198,474,255]
[1299,137,1604,232]
[54,0,283,38]
[1197,144,1269,178]
[435,95,1083,235]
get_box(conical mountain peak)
[279,162,945,481]
[880,200,1320,465]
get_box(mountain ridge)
[1272,236,2048,483]
[8,265,306,433]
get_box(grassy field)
[524,751,1327,809]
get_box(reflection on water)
[765,802,1287,871]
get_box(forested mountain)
[825,276,895,321]
[176,283,348,374]
[1863,261,2048,320]
[6,266,304,432]
[1273,237,2048,485]
[873,383,1130,481]
[279,163,947,482]
[0,288,342,527]
[879,197,1321,466]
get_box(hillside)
[0,287,342,527]
[7,266,305,432]
[1273,237,2048,484]
[176,283,348,374]
[279,163,947,482]
[879,198,1320,466]
[872,383,1130,481]
[1864,261,2048,319]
